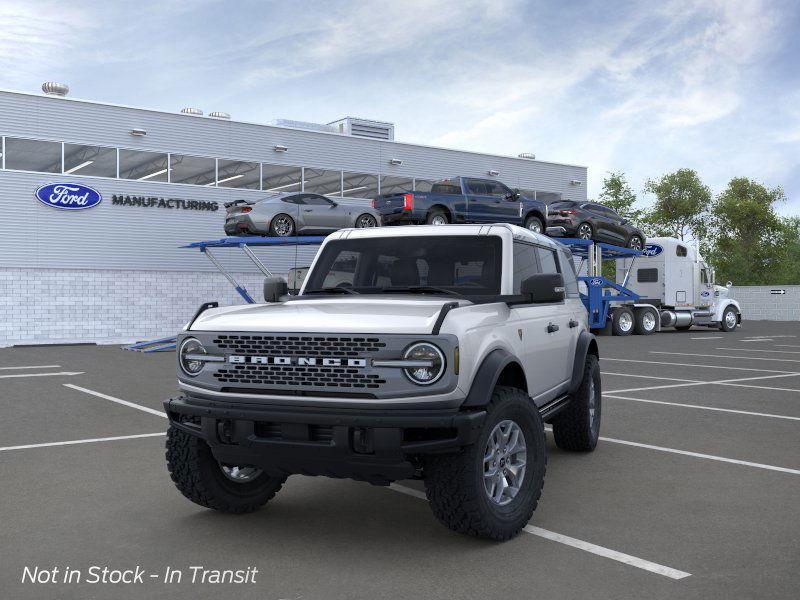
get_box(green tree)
[706,177,790,285]
[598,171,643,226]
[642,169,711,241]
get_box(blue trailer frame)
[124,235,326,352]
[555,238,642,330]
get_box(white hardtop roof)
[327,223,559,248]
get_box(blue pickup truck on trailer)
[372,176,548,233]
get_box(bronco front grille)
[213,364,387,389]
[212,335,386,357]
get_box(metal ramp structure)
[123,235,326,352]
[556,238,642,330]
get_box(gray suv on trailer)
[164,224,600,540]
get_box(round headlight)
[403,342,445,385]
[179,337,206,376]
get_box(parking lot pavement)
[1,320,799,599]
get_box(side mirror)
[263,276,288,302]
[516,273,565,304]
[726,281,732,288]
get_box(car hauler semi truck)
[612,237,742,334]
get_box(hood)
[714,284,730,298]
[189,296,467,334]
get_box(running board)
[538,394,571,421]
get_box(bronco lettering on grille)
[228,355,367,367]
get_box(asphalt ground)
[1,320,799,599]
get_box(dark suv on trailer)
[546,200,646,249]
[373,177,548,234]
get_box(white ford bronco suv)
[164,224,600,540]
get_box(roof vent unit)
[269,119,337,134]
[328,117,394,141]
[209,111,230,119]
[42,82,69,96]
[180,107,203,116]
[518,152,536,160]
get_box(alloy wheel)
[577,224,592,239]
[431,214,448,225]
[356,215,377,228]
[220,465,262,483]
[725,310,737,329]
[273,216,293,236]
[483,420,527,506]
[629,236,643,251]
[618,311,633,332]
[527,219,543,234]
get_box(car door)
[584,204,614,242]
[509,242,570,399]
[484,180,522,224]
[300,194,347,232]
[464,179,495,223]
[598,206,628,244]
[534,245,573,388]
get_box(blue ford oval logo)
[641,244,663,257]
[35,183,102,210]
[700,290,710,297]
[589,278,603,286]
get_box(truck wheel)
[611,307,634,336]
[269,214,295,237]
[166,425,286,513]
[524,215,544,234]
[423,386,547,541]
[552,354,601,451]
[719,306,738,332]
[634,308,657,335]
[426,209,449,225]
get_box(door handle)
[569,319,579,328]
[547,323,559,333]
[303,209,313,212]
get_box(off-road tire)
[633,308,657,335]
[552,354,601,451]
[423,386,547,541]
[426,208,449,225]
[166,425,286,513]
[269,213,295,237]
[524,215,545,234]
[611,307,634,336]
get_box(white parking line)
[605,394,800,422]
[716,348,800,354]
[604,372,800,394]
[776,344,800,349]
[63,384,167,418]
[602,358,797,374]
[0,371,84,379]
[0,432,165,453]
[650,351,800,364]
[388,484,691,580]
[0,364,61,370]
[597,435,800,476]
[690,336,723,340]
[602,372,701,383]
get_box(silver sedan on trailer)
[224,192,382,237]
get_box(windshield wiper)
[383,286,463,297]
[303,287,359,295]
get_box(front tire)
[269,213,295,237]
[166,426,286,513]
[576,222,593,240]
[719,306,738,332]
[524,215,544,234]
[424,386,547,541]
[552,354,601,451]
[627,235,644,251]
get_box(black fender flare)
[569,331,599,394]
[523,210,546,227]
[463,348,522,408]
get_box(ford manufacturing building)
[0,85,588,347]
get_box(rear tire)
[576,222,593,240]
[552,354,601,451]
[611,307,634,336]
[355,213,378,228]
[524,215,544,234]
[269,214,295,237]
[627,235,644,251]
[426,209,449,225]
[719,306,738,332]
[424,386,547,541]
[166,425,286,513]
[634,308,657,335]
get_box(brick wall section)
[0,268,270,347]
[729,286,800,322]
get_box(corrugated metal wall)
[0,89,587,274]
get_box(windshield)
[303,236,503,298]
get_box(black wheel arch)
[428,204,452,222]
[463,348,528,408]
[569,331,598,394]
[524,210,546,227]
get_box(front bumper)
[164,395,486,484]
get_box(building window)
[262,163,302,192]
[170,154,216,186]
[379,175,413,195]
[217,159,260,189]
[304,168,342,196]
[342,171,378,198]
[119,149,169,182]
[63,144,117,177]
[414,179,436,192]
[4,138,61,173]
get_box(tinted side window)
[513,242,540,293]
[536,247,559,274]
[465,179,489,195]
[559,248,580,297]
[281,195,303,204]
[638,268,658,283]
[485,181,511,197]
[676,245,688,257]
[304,195,332,206]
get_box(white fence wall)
[730,286,800,322]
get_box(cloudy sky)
[2,0,798,212]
